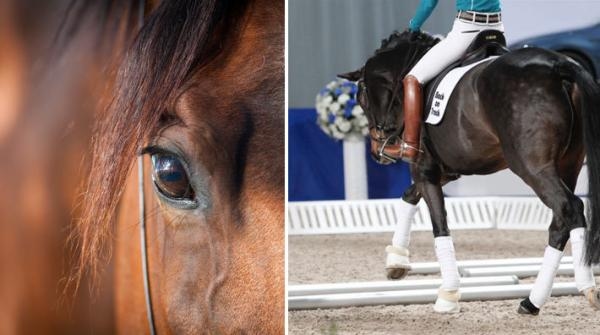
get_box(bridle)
[136,2,157,334]
[364,75,404,164]
[370,125,403,163]
[138,156,157,335]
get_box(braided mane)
[366,30,440,79]
[376,30,439,53]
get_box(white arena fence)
[287,197,589,235]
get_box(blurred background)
[0,1,142,333]
[288,0,600,202]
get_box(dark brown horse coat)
[342,30,600,265]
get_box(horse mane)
[367,30,440,79]
[70,0,249,292]
[376,30,439,53]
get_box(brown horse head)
[75,0,283,333]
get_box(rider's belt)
[457,11,502,24]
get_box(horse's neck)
[399,43,432,76]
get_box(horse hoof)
[584,288,600,310]
[385,245,411,280]
[386,267,409,280]
[517,298,539,316]
[433,289,460,313]
[433,297,460,314]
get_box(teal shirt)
[409,0,501,31]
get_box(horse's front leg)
[386,184,421,280]
[417,165,461,314]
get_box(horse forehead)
[172,87,240,133]
[174,51,282,128]
[365,79,394,102]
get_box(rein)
[137,1,157,334]
[138,156,157,335]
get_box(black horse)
[340,30,600,314]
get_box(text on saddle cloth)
[425,56,498,125]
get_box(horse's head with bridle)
[340,31,439,165]
[72,0,284,333]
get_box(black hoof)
[518,297,539,315]
[386,267,409,280]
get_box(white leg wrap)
[434,288,461,314]
[529,246,564,308]
[392,200,418,248]
[570,227,596,292]
[386,245,411,269]
[434,236,460,290]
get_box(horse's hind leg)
[514,164,593,314]
[386,184,421,280]
[570,225,600,310]
[560,161,600,310]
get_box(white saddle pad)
[425,56,498,125]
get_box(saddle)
[424,30,509,120]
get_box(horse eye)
[150,153,195,200]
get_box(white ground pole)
[528,246,564,308]
[342,133,368,200]
[414,256,573,275]
[461,263,600,278]
[288,282,580,310]
[288,276,519,296]
[570,227,596,292]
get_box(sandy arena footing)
[288,230,600,334]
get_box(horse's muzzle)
[369,134,402,165]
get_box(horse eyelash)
[139,145,162,156]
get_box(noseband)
[138,156,157,335]
[370,126,402,163]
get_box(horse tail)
[559,58,600,264]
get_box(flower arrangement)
[315,78,369,140]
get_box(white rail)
[288,197,588,235]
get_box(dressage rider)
[401,0,504,163]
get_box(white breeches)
[407,17,505,84]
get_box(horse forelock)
[73,0,251,292]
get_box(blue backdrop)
[289,108,412,201]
